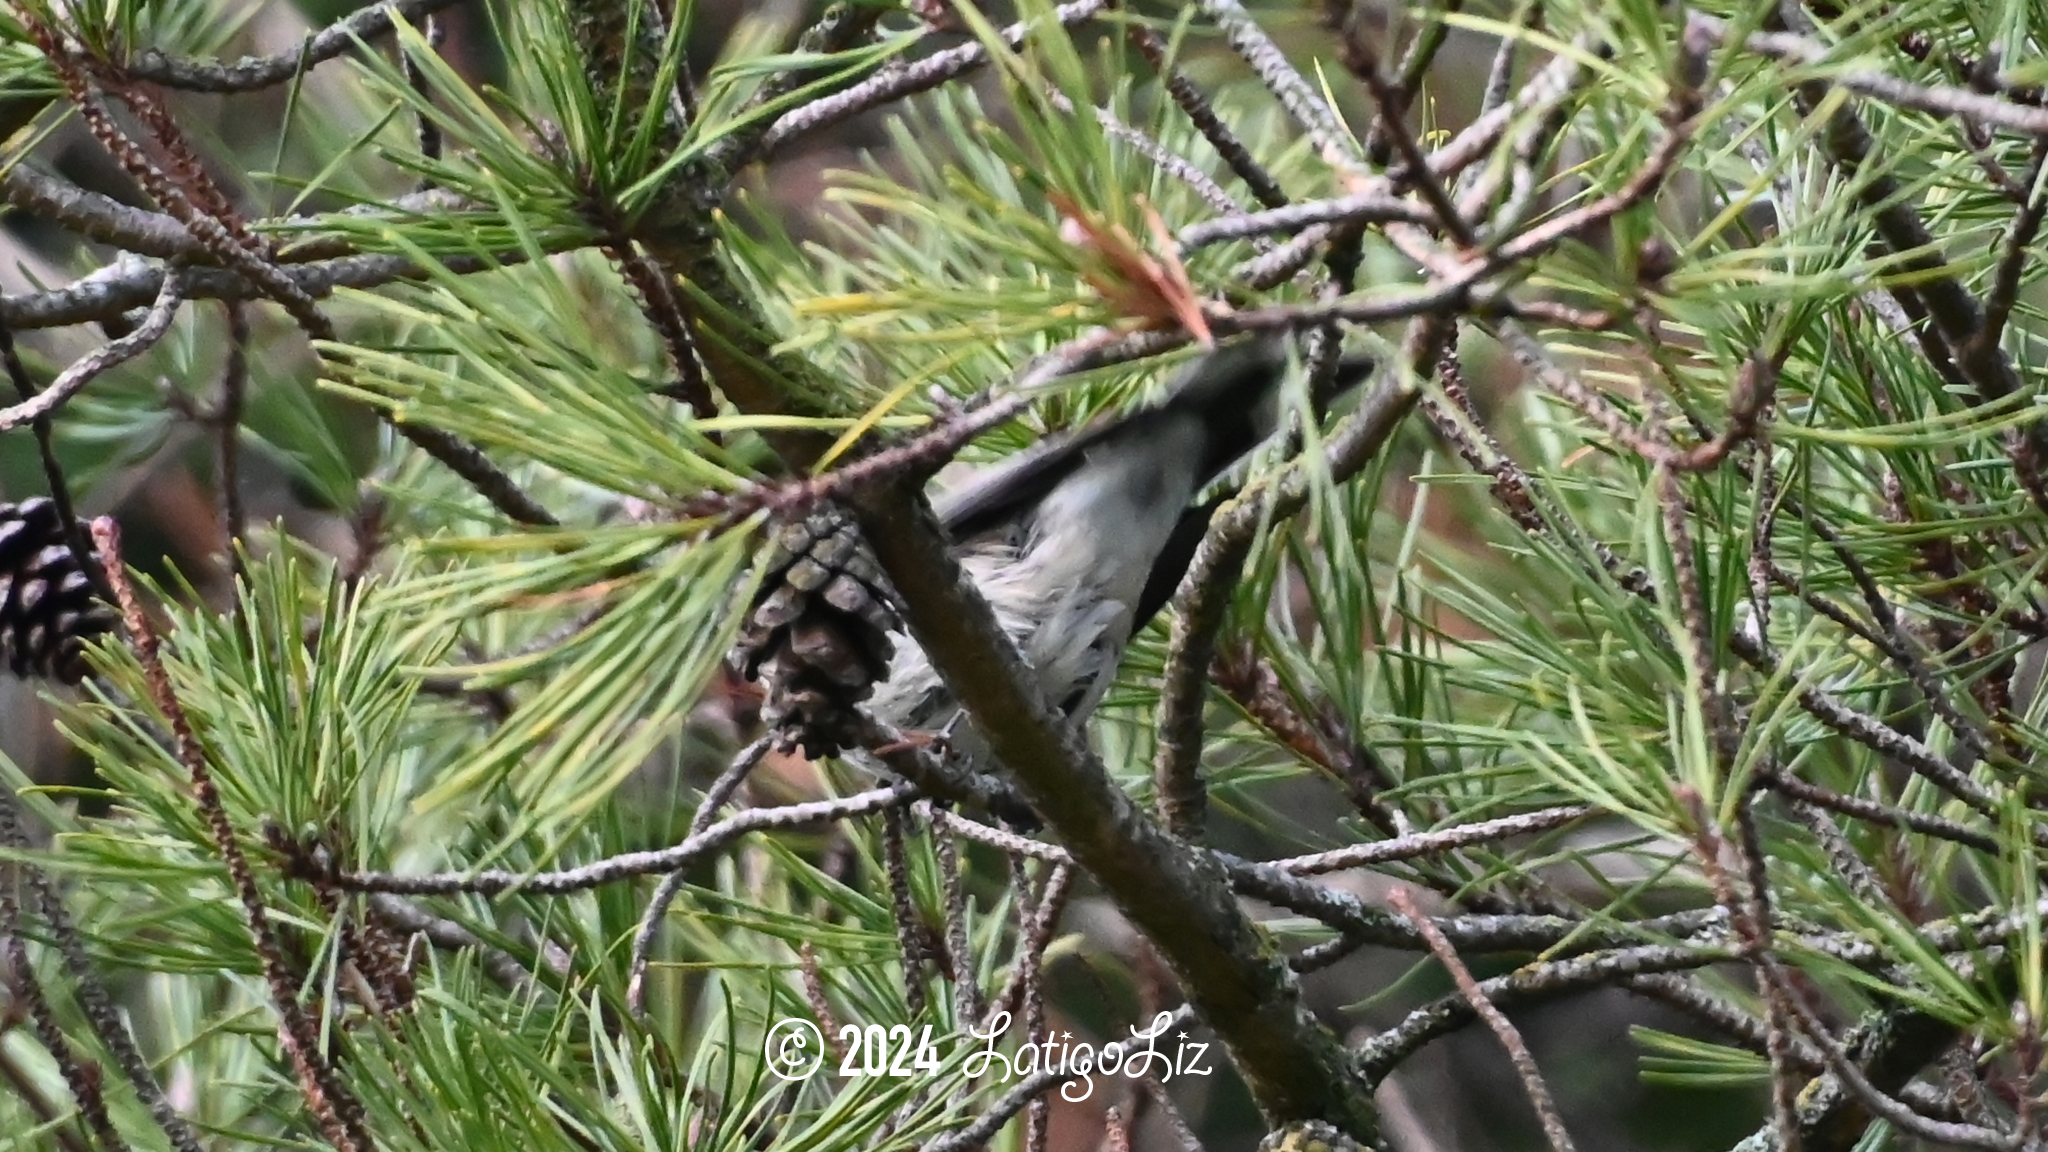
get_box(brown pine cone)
[0,498,117,684]
[733,505,904,756]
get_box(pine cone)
[0,498,116,684]
[734,505,903,756]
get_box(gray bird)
[866,336,1374,754]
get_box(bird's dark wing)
[939,341,1280,541]
[1133,498,1224,631]
[936,427,1098,542]
[939,343,1375,547]
[1127,352,1377,629]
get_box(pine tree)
[1,2,2046,1151]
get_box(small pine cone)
[734,505,903,756]
[0,498,117,684]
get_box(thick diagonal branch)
[843,474,1381,1140]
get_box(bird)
[736,336,1372,777]
[864,335,1375,752]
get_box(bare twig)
[332,785,916,895]
[916,1066,1072,1152]
[1222,851,1734,958]
[1391,889,1578,1152]
[691,737,774,839]
[0,794,204,1152]
[1150,526,1245,841]
[1233,225,1335,289]
[1694,13,2048,135]
[215,302,250,583]
[1127,24,1288,209]
[1728,631,2002,820]
[1193,0,1362,171]
[401,14,446,169]
[1758,953,2013,1149]
[1137,1073,1209,1152]
[1488,322,1770,474]
[0,165,198,258]
[1657,467,1740,767]
[610,241,714,418]
[798,943,845,1068]
[36,36,327,336]
[625,736,775,1014]
[1624,973,1821,1070]
[1342,37,1476,246]
[1360,0,1468,165]
[1177,195,1438,249]
[1682,788,1794,1152]
[1212,647,1405,837]
[362,893,537,996]
[0,269,185,433]
[926,807,1068,865]
[1356,940,1736,1083]
[936,825,983,1022]
[1756,772,1999,856]
[1737,796,1807,1152]
[0,1018,93,1152]
[1050,93,1255,225]
[704,4,884,173]
[7,47,561,531]
[848,714,1034,826]
[127,0,464,90]
[1780,796,1893,912]
[1,900,128,1152]
[985,861,1073,1032]
[0,317,90,568]
[1977,136,2048,353]
[760,1,1108,157]
[92,519,371,1152]
[883,806,932,1018]
[0,248,480,331]
[1478,7,1531,118]
[1265,807,1593,875]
